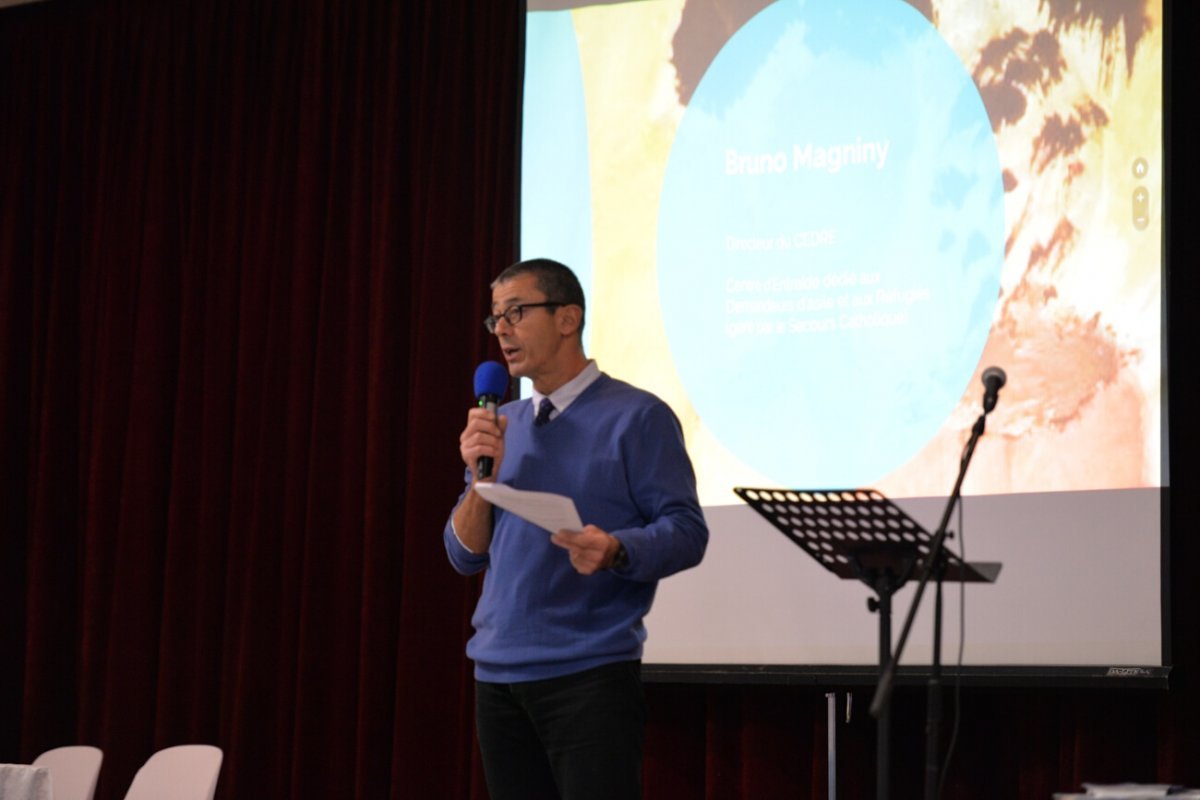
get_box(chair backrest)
[32,746,103,800]
[123,745,223,800]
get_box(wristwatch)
[609,540,630,571]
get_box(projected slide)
[522,0,1164,671]
[657,1,1004,488]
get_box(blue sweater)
[444,374,708,682]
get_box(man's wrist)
[607,537,629,571]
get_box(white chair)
[32,746,103,800]
[122,745,223,800]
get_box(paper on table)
[473,482,583,533]
[1081,785,1175,798]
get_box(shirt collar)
[531,360,601,419]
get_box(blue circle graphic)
[657,0,1004,488]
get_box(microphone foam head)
[474,360,510,399]
[982,365,1007,388]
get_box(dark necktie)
[534,397,555,426]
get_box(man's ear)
[557,304,583,336]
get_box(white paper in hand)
[473,482,583,533]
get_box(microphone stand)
[869,408,989,799]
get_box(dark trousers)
[475,660,645,800]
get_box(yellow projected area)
[572,0,776,503]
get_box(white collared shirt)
[530,359,601,423]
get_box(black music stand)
[733,487,1000,800]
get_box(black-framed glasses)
[484,302,565,334]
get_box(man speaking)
[444,258,708,800]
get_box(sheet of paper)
[1079,785,1175,798]
[472,482,583,533]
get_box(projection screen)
[519,0,1166,682]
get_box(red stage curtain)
[0,1,513,796]
[1,1,1196,799]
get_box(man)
[444,258,708,800]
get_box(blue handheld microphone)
[473,361,510,478]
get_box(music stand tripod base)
[734,487,1000,800]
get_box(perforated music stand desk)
[733,487,999,588]
[734,486,1000,799]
